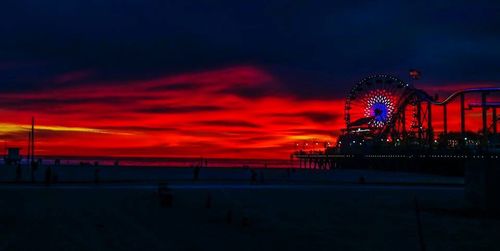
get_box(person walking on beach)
[193,165,200,181]
[31,160,38,183]
[158,182,173,208]
[16,163,22,182]
[94,168,100,184]
[45,166,52,186]
[250,169,257,184]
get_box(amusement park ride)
[339,74,500,153]
[293,73,500,173]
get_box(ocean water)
[10,157,298,169]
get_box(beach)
[0,164,498,250]
[0,162,465,185]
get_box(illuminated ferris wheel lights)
[345,75,411,131]
[362,90,396,128]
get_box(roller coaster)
[339,74,500,153]
[292,74,499,174]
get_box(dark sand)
[0,165,497,251]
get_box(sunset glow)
[0,66,494,158]
[0,66,342,158]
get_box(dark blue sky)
[1,0,499,96]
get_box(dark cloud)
[284,129,339,137]
[0,0,498,96]
[0,132,28,141]
[97,126,177,132]
[146,83,199,92]
[135,105,223,114]
[1,128,102,142]
[0,96,149,113]
[174,130,236,138]
[194,120,260,128]
[272,112,340,123]
[299,112,339,123]
[243,135,283,142]
[218,85,281,99]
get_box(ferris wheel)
[344,75,414,132]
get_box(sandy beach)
[0,164,497,250]
[0,163,465,185]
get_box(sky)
[0,0,499,158]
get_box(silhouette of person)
[358,176,366,184]
[16,163,22,182]
[193,166,200,181]
[205,193,212,208]
[31,160,38,183]
[94,168,100,184]
[158,182,173,208]
[250,169,257,184]
[45,166,52,186]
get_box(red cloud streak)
[0,66,496,159]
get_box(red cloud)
[0,67,495,159]
[0,66,342,158]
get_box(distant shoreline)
[1,157,297,169]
